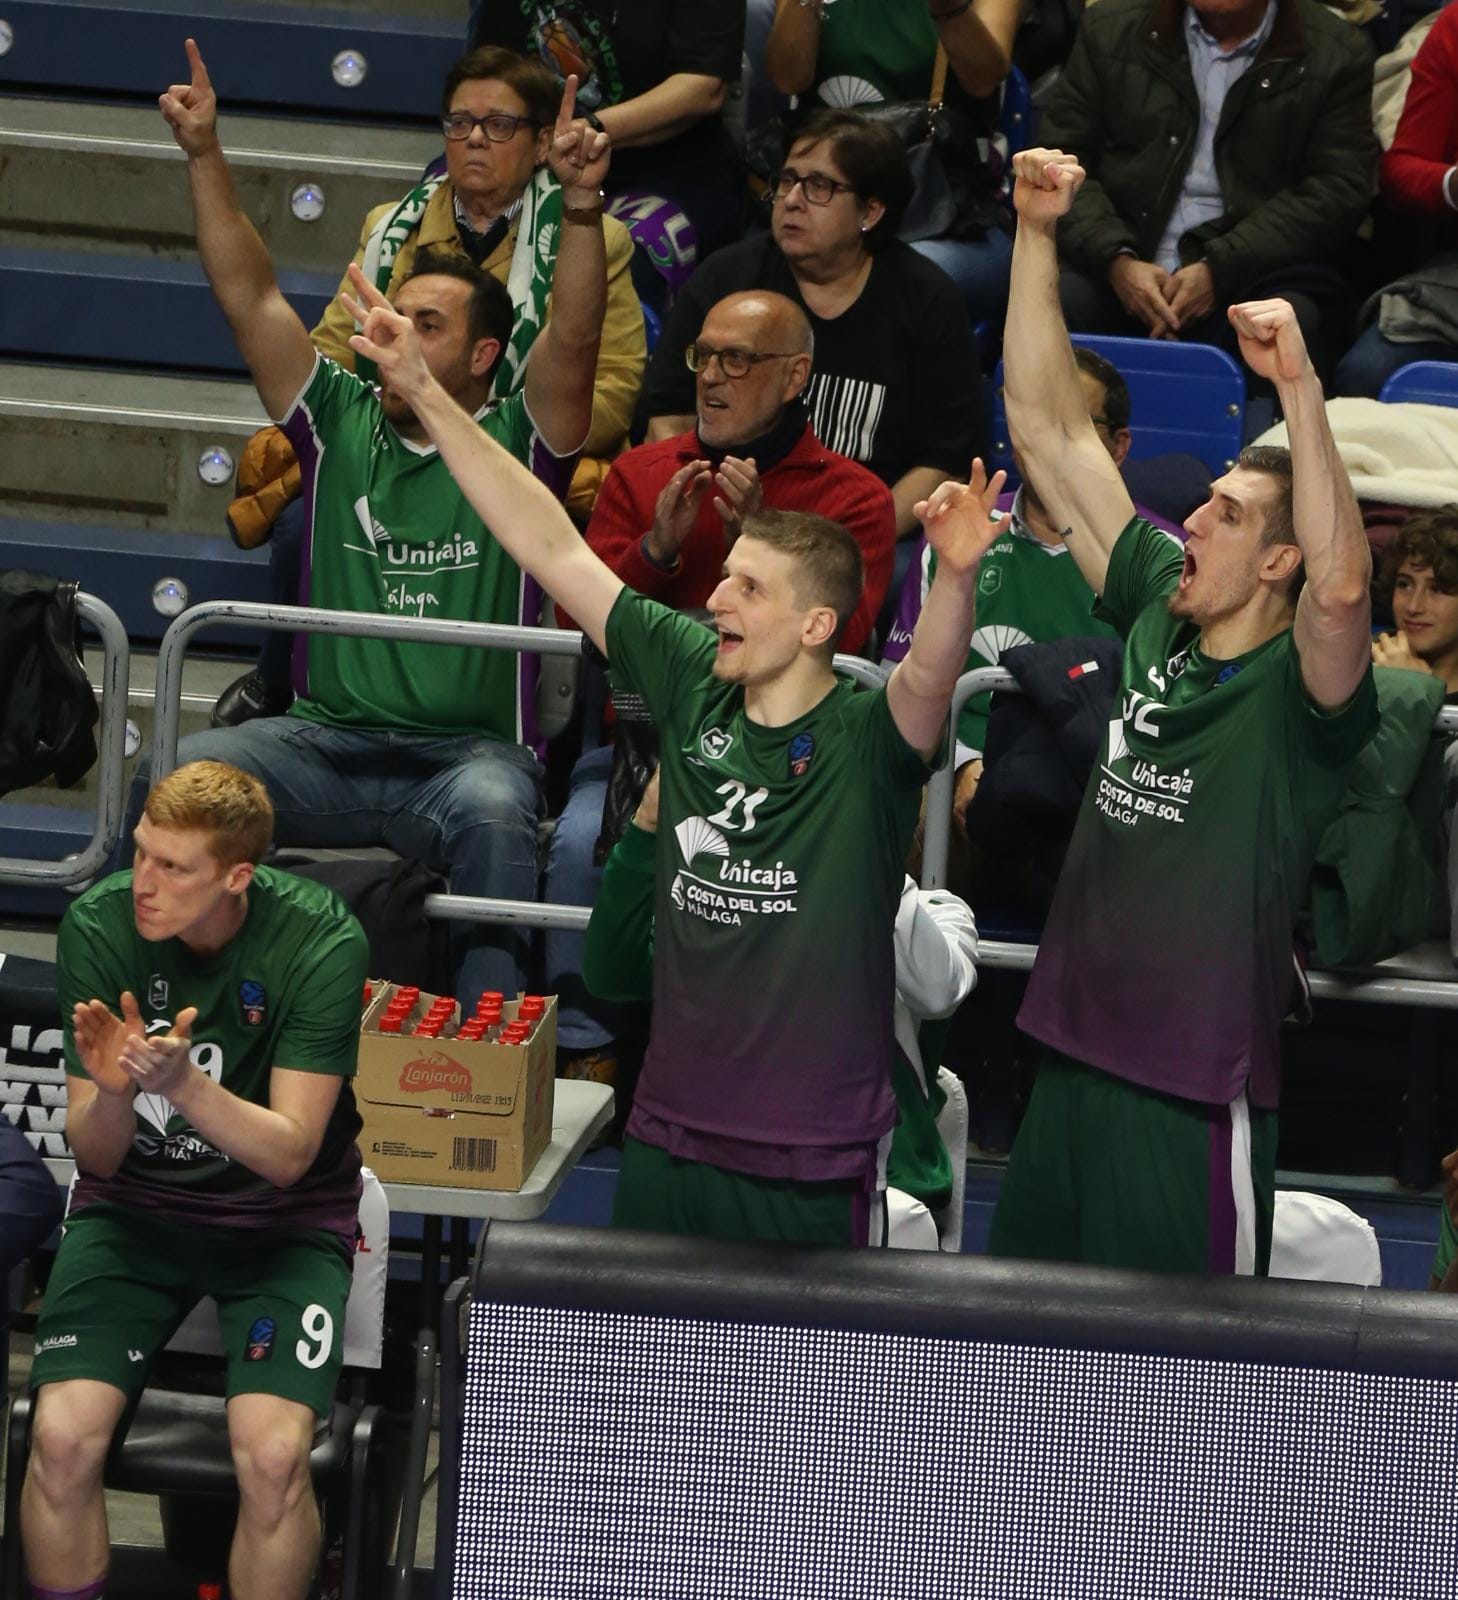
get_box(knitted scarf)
[354,165,563,398]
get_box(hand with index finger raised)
[547,72,612,200]
[158,37,220,158]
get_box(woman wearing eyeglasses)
[210,45,645,729]
[311,45,644,474]
[763,0,1021,327]
[639,109,980,549]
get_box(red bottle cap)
[478,990,504,1008]
[519,996,545,1019]
[198,1585,224,1600]
[362,981,373,1003]
[378,1016,401,1034]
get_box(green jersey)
[60,865,369,1244]
[1019,519,1378,1109]
[280,354,574,744]
[884,496,1119,755]
[604,591,930,1182]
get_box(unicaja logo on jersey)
[674,816,730,866]
[699,727,733,760]
[399,1052,471,1094]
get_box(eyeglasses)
[441,110,538,143]
[772,167,856,206]
[685,343,798,379]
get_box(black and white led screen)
[454,1301,1458,1599]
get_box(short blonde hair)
[143,761,274,867]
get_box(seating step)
[0,0,462,119]
[0,94,441,275]
[0,517,271,641]
[0,363,269,534]
[0,244,336,374]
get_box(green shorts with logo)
[31,1203,352,1418]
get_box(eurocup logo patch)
[245,1316,276,1362]
[788,731,815,779]
[239,979,267,1027]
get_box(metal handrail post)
[0,592,130,887]
[149,598,895,931]
[152,599,892,778]
[920,667,1015,890]
[151,601,588,779]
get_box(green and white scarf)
[354,165,563,398]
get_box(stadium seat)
[972,66,1035,357]
[990,334,1247,480]
[886,1187,940,1249]
[1378,360,1458,408]
[2,1176,395,1600]
[1269,1190,1383,1288]
[641,299,663,355]
[998,64,1035,158]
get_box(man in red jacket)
[549,287,896,1079]
[574,288,894,651]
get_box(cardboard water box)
[354,983,556,1191]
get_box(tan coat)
[311,181,645,458]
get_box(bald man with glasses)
[542,287,896,1082]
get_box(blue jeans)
[123,718,543,999]
[541,744,617,1052]
[911,229,1015,326]
[1333,322,1458,399]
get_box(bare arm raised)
[1229,300,1372,710]
[346,267,624,650]
[159,39,315,421]
[1002,148,1135,598]
[886,460,1007,759]
[523,75,610,456]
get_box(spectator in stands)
[1335,4,1458,397]
[986,148,1376,1276]
[884,345,1186,894]
[213,43,644,726]
[544,287,896,1079]
[144,39,608,1002]
[1041,0,1377,377]
[469,0,747,309]
[345,260,1004,1246]
[763,0,1021,323]
[580,770,980,1233]
[0,1117,62,1277]
[1372,508,1458,698]
[638,110,981,542]
[21,761,368,1600]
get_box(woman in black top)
[639,110,981,541]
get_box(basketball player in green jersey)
[343,261,1002,1244]
[985,148,1377,1274]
